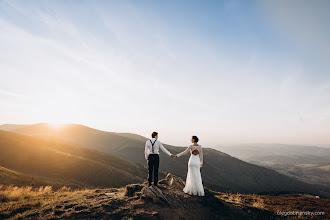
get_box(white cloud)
[0,0,329,146]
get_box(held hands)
[171,154,177,158]
[200,164,203,167]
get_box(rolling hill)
[1,123,328,197]
[245,155,330,187]
[217,144,330,188]
[0,130,146,189]
[0,166,49,187]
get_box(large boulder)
[165,173,185,189]
[139,173,188,206]
[124,184,144,197]
[140,186,169,205]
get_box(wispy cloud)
[0,0,329,145]
[0,89,27,98]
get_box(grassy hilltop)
[0,174,329,220]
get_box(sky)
[0,0,329,147]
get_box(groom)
[145,132,176,187]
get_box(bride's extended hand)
[200,164,203,167]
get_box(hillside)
[0,174,329,220]
[1,123,328,197]
[0,166,49,187]
[0,130,146,189]
[217,144,330,189]
[246,155,330,187]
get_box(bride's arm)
[176,146,191,157]
[199,146,203,165]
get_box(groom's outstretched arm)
[144,141,149,160]
[159,142,175,157]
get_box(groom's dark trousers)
[147,154,159,186]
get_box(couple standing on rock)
[144,131,205,196]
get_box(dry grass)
[58,186,71,192]
[0,184,98,219]
[215,192,330,219]
[1,184,258,220]
[227,193,242,205]
[0,185,54,202]
[1,183,329,220]
[252,196,265,209]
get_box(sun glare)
[49,123,64,129]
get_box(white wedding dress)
[176,145,205,196]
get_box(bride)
[176,136,205,196]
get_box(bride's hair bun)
[192,136,199,143]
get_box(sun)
[48,123,65,129]
[28,100,77,127]
[26,90,85,127]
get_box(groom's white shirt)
[145,138,171,160]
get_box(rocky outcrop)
[165,173,185,189]
[140,186,170,204]
[138,173,187,206]
[124,184,143,197]
[129,174,286,219]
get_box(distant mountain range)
[216,144,330,159]
[1,123,329,198]
[217,144,330,189]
